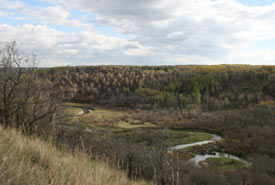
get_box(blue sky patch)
[236,0,275,6]
[19,0,54,7]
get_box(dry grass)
[82,108,130,126]
[65,106,83,115]
[0,127,149,185]
[65,103,132,126]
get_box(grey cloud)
[2,0,275,66]
[49,0,275,59]
[47,0,173,20]
[0,24,157,67]
[123,44,139,49]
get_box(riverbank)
[170,133,251,170]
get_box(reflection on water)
[189,152,252,166]
[169,134,222,150]
[170,133,251,166]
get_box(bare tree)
[0,41,63,135]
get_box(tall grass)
[0,127,149,185]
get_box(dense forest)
[41,65,275,110]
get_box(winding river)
[189,152,252,166]
[170,133,251,167]
[170,134,222,150]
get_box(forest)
[40,65,274,110]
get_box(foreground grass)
[0,127,149,185]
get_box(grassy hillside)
[0,126,149,185]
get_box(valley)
[63,103,254,173]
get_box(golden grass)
[82,108,129,124]
[65,106,83,115]
[0,127,149,185]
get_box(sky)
[0,0,275,67]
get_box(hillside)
[0,126,149,185]
[1,60,275,184]
[40,65,275,110]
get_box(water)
[169,134,222,150]
[189,152,252,166]
[169,133,251,166]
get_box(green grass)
[169,131,212,146]
[117,121,157,129]
[64,103,159,135]
[81,107,131,127]
[206,157,248,172]
[65,106,83,115]
[110,127,127,133]
[64,103,131,126]
[64,102,95,109]
[171,148,196,160]
[86,108,126,120]
[86,125,127,133]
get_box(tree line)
[38,64,275,111]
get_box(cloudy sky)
[0,0,275,66]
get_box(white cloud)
[0,0,25,10]
[0,24,152,66]
[22,6,94,30]
[0,0,94,30]
[0,10,9,17]
[1,0,275,65]
[47,0,275,60]
[225,48,275,65]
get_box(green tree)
[165,82,176,92]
